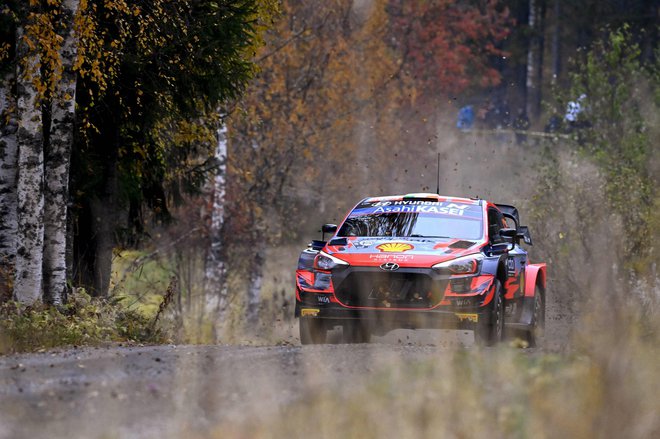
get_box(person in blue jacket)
[457,105,475,131]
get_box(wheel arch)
[481,255,509,284]
[524,263,546,297]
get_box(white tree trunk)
[14,25,45,305]
[43,0,79,305]
[526,0,545,121]
[550,0,561,85]
[203,123,228,320]
[0,72,19,299]
[246,239,265,326]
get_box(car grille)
[334,272,446,309]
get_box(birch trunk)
[246,235,265,326]
[203,124,228,321]
[0,72,18,301]
[43,0,79,305]
[525,0,545,121]
[550,0,561,84]
[14,25,45,305]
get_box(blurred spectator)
[564,94,586,130]
[457,105,475,131]
[545,113,562,133]
[513,109,530,144]
[497,99,511,129]
[483,100,497,129]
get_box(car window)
[488,208,504,243]
[338,200,483,240]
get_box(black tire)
[475,279,504,346]
[525,286,545,348]
[299,318,327,345]
[343,321,371,344]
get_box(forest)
[1,0,656,344]
[0,1,658,437]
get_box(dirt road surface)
[0,329,514,439]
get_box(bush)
[0,289,167,354]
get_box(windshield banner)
[350,200,482,220]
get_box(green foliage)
[0,290,166,354]
[557,25,657,267]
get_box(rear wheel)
[525,286,545,348]
[475,279,504,346]
[343,321,371,343]
[299,318,327,345]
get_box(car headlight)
[433,254,483,275]
[314,251,349,270]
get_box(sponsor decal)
[349,201,482,220]
[372,204,469,216]
[301,308,320,317]
[317,295,330,304]
[354,240,375,249]
[455,313,479,323]
[376,242,414,253]
[369,254,414,261]
[507,258,516,276]
[452,298,473,307]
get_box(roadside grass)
[0,290,164,354]
[111,249,173,317]
[0,249,177,354]
[207,305,659,439]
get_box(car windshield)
[338,199,484,240]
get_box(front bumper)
[295,266,496,330]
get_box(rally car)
[294,193,546,346]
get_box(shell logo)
[376,242,414,253]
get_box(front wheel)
[299,318,327,345]
[343,321,371,344]
[475,279,504,346]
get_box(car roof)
[362,193,482,205]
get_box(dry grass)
[201,308,658,439]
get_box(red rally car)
[294,193,546,346]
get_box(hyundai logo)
[380,262,400,271]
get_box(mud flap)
[504,295,535,331]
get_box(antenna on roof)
[436,152,440,195]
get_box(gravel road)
[0,293,572,439]
[0,329,483,439]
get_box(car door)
[488,208,526,299]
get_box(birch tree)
[14,14,45,305]
[0,73,18,301]
[43,0,79,305]
[204,124,229,320]
[526,0,545,121]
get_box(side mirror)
[489,242,513,255]
[499,227,518,244]
[322,224,338,234]
[499,228,517,238]
[321,223,337,241]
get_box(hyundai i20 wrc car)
[294,193,546,346]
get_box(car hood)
[324,236,485,268]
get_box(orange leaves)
[389,0,512,98]
[18,5,66,104]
